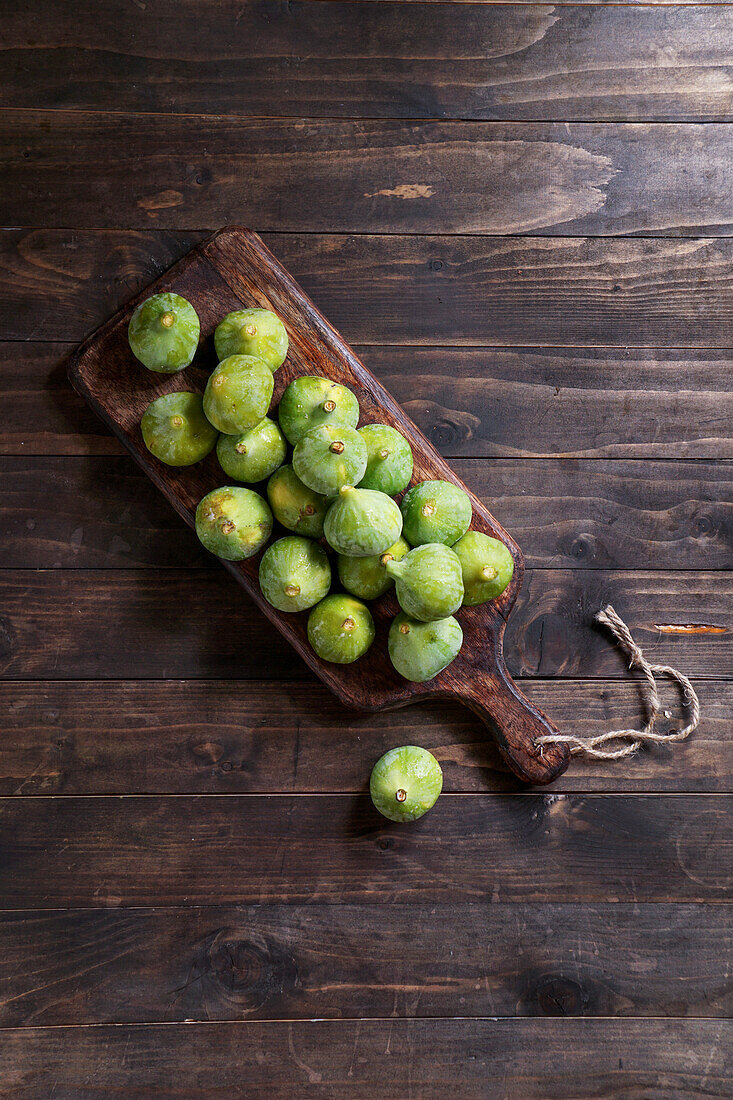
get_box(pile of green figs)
[130,293,516,822]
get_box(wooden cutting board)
[69,226,569,785]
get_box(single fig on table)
[195,487,272,561]
[278,375,359,445]
[324,486,403,558]
[141,391,217,466]
[259,535,331,613]
[385,543,463,622]
[307,594,375,664]
[214,309,288,372]
[292,423,367,497]
[388,612,463,683]
[452,530,515,606]
[128,292,200,373]
[216,417,286,483]
[370,746,443,822]
[357,423,413,495]
[337,536,410,601]
[203,354,274,435]
[267,464,330,540]
[401,479,472,547]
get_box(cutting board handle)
[457,657,570,785]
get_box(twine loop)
[535,605,700,761]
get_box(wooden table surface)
[1,2,731,1096]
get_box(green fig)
[278,376,359,445]
[401,480,472,547]
[214,309,288,372]
[307,595,375,664]
[292,423,367,497]
[370,745,443,822]
[453,531,515,606]
[357,423,413,495]
[266,464,330,540]
[195,486,272,561]
[216,417,286,483]
[324,486,403,557]
[141,391,218,467]
[385,543,463,621]
[337,537,410,601]
[388,613,463,683]
[128,292,200,373]
[203,354,274,435]
[259,535,331,613]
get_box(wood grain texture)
[0,903,728,1026]
[4,342,733,460]
[3,457,730,570]
[0,568,729,680]
[3,679,730,794]
[0,794,729,907]
[4,230,733,348]
[4,113,733,235]
[1,1019,729,1098]
[3,3,731,121]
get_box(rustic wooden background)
[1,1,732,1095]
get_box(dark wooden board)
[1,568,729,680]
[1,1019,729,1098]
[5,230,733,349]
[69,226,568,784]
[5,114,733,235]
[4,342,733,460]
[0,794,729,908]
[3,457,730,570]
[0,903,728,1026]
[2,679,729,796]
[3,3,731,121]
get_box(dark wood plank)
[3,113,732,235]
[4,230,733,348]
[0,568,729,680]
[2,679,730,795]
[0,902,728,1025]
[2,456,730,570]
[0,794,729,907]
[1,1019,729,1098]
[4,342,732,460]
[3,3,731,121]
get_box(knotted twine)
[535,604,701,761]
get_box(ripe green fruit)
[203,354,274,435]
[216,417,286,483]
[453,531,515,606]
[214,309,288,372]
[128,292,200,373]
[388,613,463,683]
[337,537,410,601]
[401,480,472,547]
[307,595,375,664]
[385,543,463,621]
[324,486,403,557]
[195,487,273,561]
[259,535,331,613]
[293,424,367,497]
[141,391,218,466]
[278,376,359,445]
[267,464,330,540]
[357,423,413,495]
[370,746,443,822]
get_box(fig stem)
[284,584,301,597]
[399,622,411,635]
[421,500,436,518]
[244,324,258,337]
[170,415,183,428]
[395,788,408,803]
[303,504,316,516]
[342,617,355,632]
[160,311,175,329]
[378,448,390,459]
[481,565,499,581]
[329,440,345,454]
[220,520,236,534]
[339,485,354,496]
[235,443,248,455]
[322,399,337,412]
